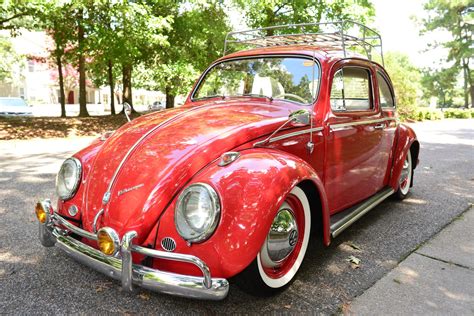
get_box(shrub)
[443,108,472,119]
[412,108,443,121]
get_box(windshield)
[193,56,319,104]
[0,98,28,107]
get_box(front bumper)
[37,200,229,300]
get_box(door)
[324,63,387,214]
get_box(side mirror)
[289,109,310,126]
[123,102,132,122]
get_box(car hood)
[81,100,290,242]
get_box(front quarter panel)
[151,148,328,278]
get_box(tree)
[111,2,171,111]
[141,1,230,108]
[0,35,23,83]
[235,0,375,36]
[35,1,76,117]
[421,66,460,107]
[421,0,473,108]
[384,52,422,119]
[0,1,37,32]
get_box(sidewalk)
[349,205,474,315]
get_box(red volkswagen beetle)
[35,22,419,300]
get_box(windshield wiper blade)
[239,93,273,102]
[195,94,226,101]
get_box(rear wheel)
[235,186,311,296]
[395,149,412,200]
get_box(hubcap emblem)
[289,229,298,247]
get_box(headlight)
[56,158,82,200]
[175,183,221,243]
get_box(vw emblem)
[288,229,298,247]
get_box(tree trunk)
[56,52,66,118]
[122,63,135,112]
[165,86,175,109]
[107,59,115,115]
[78,10,89,117]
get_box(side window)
[377,72,395,108]
[330,67,372,111]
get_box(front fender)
[148,148,328,279]
[389,123,419,189]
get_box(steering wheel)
[274,93,307,103]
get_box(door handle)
[374,123,385,130]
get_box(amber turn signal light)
[35,202,47,224]
[97,228,120,256]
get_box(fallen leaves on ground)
[95,281,113,293]
[347,255,361,269]
[0,115,139,140]
[139,292,151,301]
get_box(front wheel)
[235,186,311,296]
[395,149,413,200]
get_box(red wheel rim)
[262,194,305,279]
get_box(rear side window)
[377,72,395,108]
[330,67,372,111]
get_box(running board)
[330,187,394,238]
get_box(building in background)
[0,31,165,112]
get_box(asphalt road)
[1,119,473,314]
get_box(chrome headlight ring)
[56,157,82,201]
[175,183,221,244]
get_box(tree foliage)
[137,1,230,108]
[384,52,422,119]
[0,35,23,83]
[421,0,473,107]
[235,0,375,34]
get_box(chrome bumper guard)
[38,200,229,300]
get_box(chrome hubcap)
[399,153,412,194]
[262,208,298,267]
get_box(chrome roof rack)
[223,20,384,66]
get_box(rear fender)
[389,123,419,189]
[148,148,329,278]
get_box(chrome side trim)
[330,187,394,238]
[53,212,97,241]
[254,127,323,147]
[329,117,397,130]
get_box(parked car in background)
[0,97,32,116]
[148,101,164,111]
[34,21,419,300]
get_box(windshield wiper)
[195,94,226,101]
[239,93,273,102]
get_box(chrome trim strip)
[53,212,97,241]
[254,127,324,147]
[329,117,397,130]
[102,108,200,205]
[92,209,104,233]
[330,187,394,238]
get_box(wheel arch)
[147,148,331,278]
[389,124,419,190]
